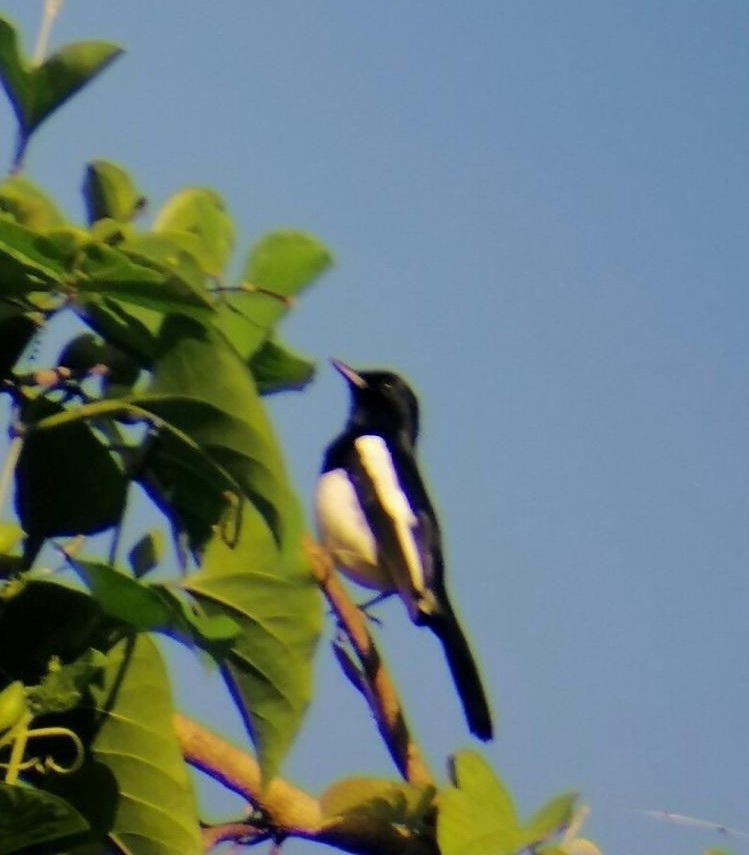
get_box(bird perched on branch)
[316,359,493,741]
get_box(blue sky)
[1,3,748,853]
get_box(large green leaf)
[184,502,321,782]
[15,397,128,551]
[438,751,521,855]
[67,560,239,651]
[69,560,176,632]
[153,187,234,276]
[0,217,66,295]
[242,229,331,301]
[72,242,214,317]
[82,160,145,224]
[0,17,121,164]
[0,782,89,855]
[0,175,66,230]
[144,314,293,544]
[320,777,435,834]
[249,337,316,394]
[75,295,160,366]
[520,791,577,849]
[120,232,208,292]
[88,634,202,854]
[217,230,331,358]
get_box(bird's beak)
[330,358,367,389]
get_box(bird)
[315,358,494,741]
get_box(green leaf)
[15,397,128,549]
[75,295,160,366]
[151,586,241,648]
[88,634,202,854]
[250,337,316,394]
[0,522,23,553]
[243,229,331,301]
[0,680,26,731]
[121,232,208,292]
[184,502,322,782]
[0,782,89,855]
[69,560,175,632]
[0,581,105,685]
[26,648,107,716]
[520,791,577,848]
[128,530,163,577]
[82,160,145,224]
[0,217,66,295]
[0,17,121,165]
[153,187,234,276]
[220,230,331,358]
[438,751,522,855]
[320,777,435,826]
[144,314,293,544]
[72,241,215,317]
[0,310,40,376]
[0,175,66,230]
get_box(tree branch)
[302,536,434,788]
[174,713,436,855]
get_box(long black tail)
[426,606,494,741]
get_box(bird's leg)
[356,590,395,625]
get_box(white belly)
[315,468,394,591]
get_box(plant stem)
[0,436,22,520]
[33,0,63,65]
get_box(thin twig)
[639,808,749,840]
[303,536,433,788]
[0,436,22,520]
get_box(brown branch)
[302,536,434,788]
[174,713,436,855]
[174,711,320,832]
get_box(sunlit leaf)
[82,160,145,224]
[320,777,435,828]
[0,175,66,230]
[184,502,322,782]
[0,217,66,294]
[72,241,214,317]
[69,560,175,632]
[438,751,521,855]
[88,635,202,854]
[0,680,26,731]
[0,17,121,168]
[521,791,577,848]
[217,230,331,358]
[153,187,234,276]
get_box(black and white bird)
[315,359,493,741]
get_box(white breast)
[315,468,392,590]
[315,435,426,597]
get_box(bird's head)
[331,358,420,447]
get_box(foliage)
[0,12,598,855]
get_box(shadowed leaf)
[0,782,89,855]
